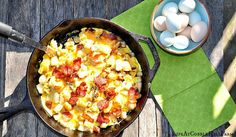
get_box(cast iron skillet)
[0,18,160,137]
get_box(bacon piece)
[68,96,78,106]
[105,89,116,100]
[97,100,109,110]
[93,126,100,133]
[94,76,107,87]
[53,57,81,82]
[128,87,137,95]
[82,113,94,123]
[61,65,73,77]
[71,92,78,97]
[45,101,52,109]
[128,87,141,99]
[73,57,82,71]
[76,82,87,96]
[97,113,109,124]
[110,102,122,117]
[101,31,117,40]
[98,85,106,93]
[53,65,73,80]
[62,111,73,118]
[77,44,84,50]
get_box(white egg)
[173,35,189,49]
[191,21,208,42]
[162,2,178,16]
[159,30,175,47]
[178,13,189,30]
[189,11,201,26]
[178,0,196,13]
[166,13,182,33]
[154,16,167,31]
[178,26,192,39]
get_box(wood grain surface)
[0,0,228,137]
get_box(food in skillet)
[36,27,142,133]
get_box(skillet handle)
[130,33,160,82]
[0,94,33,122]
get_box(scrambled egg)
[37,27,142,133]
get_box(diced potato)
[64,41,76,51]
[121,112,127,119]
[64,102,72,111]
[109,115,118,124]
[59,119,69,127]
[106,55,115,67]
[77,50,85,58]
[41,97,53,117]
[50,39,58,49]
[54,104,63,113]
[36,84,43,94]
[115,94,128,107]
[58,55,68,65]
[78,64,88,78]
[107,72,118,80]
[39,75,47,84]
[120,90,128,96]
[53,113,61,121]
[77,98,88,108]
[84,120,94,129]
[49,77,64,91]
[81,39,94,49]
[124,75,132,82]
[38,58,50,74]
[115,59,123,71]
[62,86,71,101]
[98,44,111,55]
[68,119,78,130]
[128,103,136,110]
[137,82,142,92]
[59,93,65,104]
[78,124,89,132]
[50,56,59,66]
[89,103,99,112]
[103,102,113,113]
[122,61,131,71]
[122,81,132,90]
[53,92,60,103]
[100,123,108,128]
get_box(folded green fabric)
[111,0,236,136]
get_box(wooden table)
[0,0,229,136]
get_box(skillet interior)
[26,18,150,137]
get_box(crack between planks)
[104,0,109,19]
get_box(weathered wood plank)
[2,0,40,136]
[5,0,40,52]
[202,0,224,80]
[3,52,37,137]
[105,0,143,19]
[73,0,106,18]
[0,0,8,136]
[139,99,157,137]
[122,118,139,137]
[156,107,176,137]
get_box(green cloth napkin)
[111,0,236,136]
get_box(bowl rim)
[150,0,211,55]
